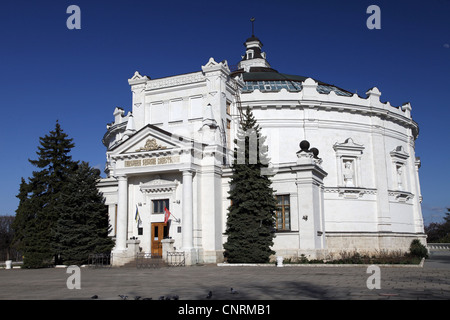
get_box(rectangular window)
[169,99,183,122]
[226,101,231,115]
[152,199,169,214]
[189,96,203,119]
[275,195,290,231]
[150,101,165,124]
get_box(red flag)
[164,207,171,223]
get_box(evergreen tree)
[53,162,114,265]
[13,121,76,268]
[223,107,277,263]
[12,178,31,250]
[12,178,39,266]
[425,208,450,243]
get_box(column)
[182,170,194,250]
[115,175,128,251]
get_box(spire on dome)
[237,18,271,71]
[250,17,255,36]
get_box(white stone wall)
[99,61,424,264]
[239,78,423,256]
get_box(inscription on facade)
[143,158,156,166]
[125,156,180,168]
[125,160,141,167]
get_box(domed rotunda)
[99,31,425,265]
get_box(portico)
[98,122,210,265]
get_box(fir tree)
[223,107,277,263]
[425,208,450,243]
[53,162,114,265]
[13,121,76,268]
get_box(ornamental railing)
[167,251,185,267]
[135,251,185,268]
[87,253,112,268]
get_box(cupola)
[237,18,271,71]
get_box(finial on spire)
[250,17,255,36]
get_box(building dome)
[232,34,353,97]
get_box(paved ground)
[0,251,449,301]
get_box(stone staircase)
[120,256,168,268]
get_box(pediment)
[140,176,179,193]
[333,138,365,152]
[390,146,409,161]
[109,124,189,156]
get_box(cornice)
[140,178,179,194]
[145,72,204,90]
[240,90,419,137]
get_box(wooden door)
[151,222,167,257]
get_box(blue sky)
[0,0,448,225]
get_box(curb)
[217,258,425,268]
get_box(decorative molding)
[128,71,150,85]
[324,187,377,199]
[390,146,409,191]
[140,178,179,194]
[333,138,365,188]
[388,190,414,202]
[390,146,409,162]
[136,138,167,152]
[333,138,365,154]
[146,72,204,90]
[241,92,418,138]
[202,57,220,69]
[130,71,145,81]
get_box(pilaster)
[293,141,328,259]
[371,122,392,232]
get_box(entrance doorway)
[151,222,168,257]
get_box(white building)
[98,33,425,266]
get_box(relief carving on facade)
[343,160,355,187]
[136,138,167,152]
